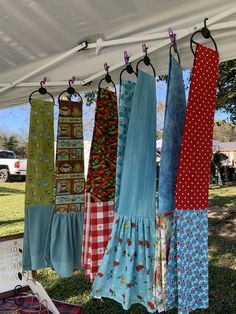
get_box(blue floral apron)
[92,71,159,312]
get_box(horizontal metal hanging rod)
[86,21,236,49]
[210,21,236,30]
[0,42,87,96]
[82,6,236,85]
[1,23,236,89]
[81,6,236,85]
[0,81,84,88]
[0,6,235,90]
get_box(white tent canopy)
[0,0,236,109]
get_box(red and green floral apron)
[82,88,118,281]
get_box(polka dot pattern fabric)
[175,44,219,210]
[166,44,219,314]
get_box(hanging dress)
[166,44,219,314]
[82,88,118,282]
[44,100,85,277]
[92,70,159,312]
[115,80,136,211]
[154,55,186,307]
[23,99,54,271]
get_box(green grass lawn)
[0,182,235,313]
[0,182,25,236]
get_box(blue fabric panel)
[158,56,186,214]
[118,70,156,217]
[23,204,54,270]
[115,80,136,211]
[45,211,84,277]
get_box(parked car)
[0,150,27,182]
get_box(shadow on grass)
[208,195,236,208]
[0,218,24,225]
[0,186,25,194]
[38,270,92,303]
[208,211,236,239]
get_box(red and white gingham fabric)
[82,193,114,282]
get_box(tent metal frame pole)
[211,21,236,31]
[86,21,236,50]
[0,6,235,90]
[0,20,235,89]
[0,81,84,87]
[81,6,236,85]
[0,42,87,95]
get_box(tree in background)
[0,131,27,158]
[217,59,236,124]
[214,120,236,142]
[0,134,4,148]
[3,135,18,152]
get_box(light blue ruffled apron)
[92,71,158,312]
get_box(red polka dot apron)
[166,44,219,314]
[82,88,118,282]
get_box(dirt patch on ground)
[208,206,236,239]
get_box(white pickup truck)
[0,150,27,182]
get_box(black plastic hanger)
[98,63,116,93]
[136,44,156,77]
[29,77,55,104]
[190,18,218,55]
[58,76,83,105]
[120,51,137,85]
[168,29,181,64]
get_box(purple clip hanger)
[69,76,75,85]
[104,62,110,72]
[168,27,180,63]
[40,77,47,85]
[124,50,129,65]
[168,27,176,43]
[142,43,148,53]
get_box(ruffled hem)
[92,214,164,313]
[44,211,84,277]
